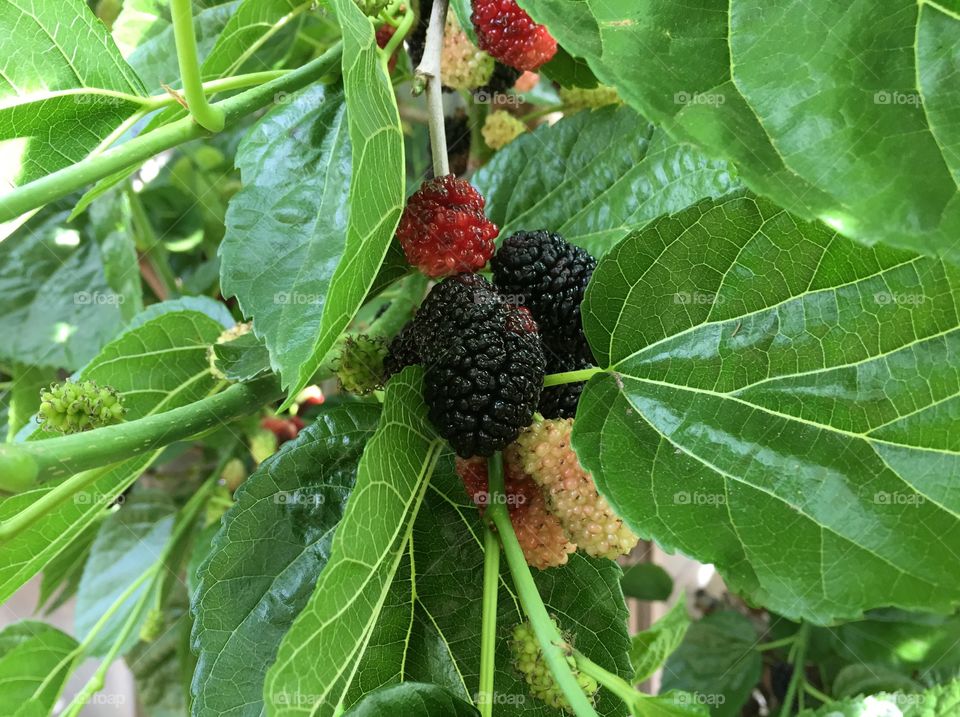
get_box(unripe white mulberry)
[442,12,494,90]
[482,110,527,150]
[559,85,622,113]
[509,419,638,559]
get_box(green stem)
[573,651,639,708]
[487,453,599,717]
[0,43,343,223]
[478,525,500,717]
[756,635,797,652]
[543,367,604,387]
[380,3,415,75]
[803,682,831,705]
[127,186,178,299]
[0,378,280,497]
[171,0,225,131]
[778,623,810,717]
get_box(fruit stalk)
[0,378,281,493]
[573,651,639,707]
[171,0,226,131]
[413,0,450,176]
[478,524,500,717]
[486,453,600,717]
[0,43,343,223]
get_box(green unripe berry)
[37,380,125,434]
[139,608,164,642]
[353,0,390,16]
[336,335,387,395]
[510,620,598,711]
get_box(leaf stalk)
[171,0,226,131]
[486,453,599,717]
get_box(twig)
[412,0,450,176]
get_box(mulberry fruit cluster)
[471,0,557,71]
[456,457,574,569]
[492,230,597,418]
[510,620,598,710]
[38,380,125,434]
[396,175,499,277]
[388,274,546,457]
[441,12,494,90]
[353,0,390,15]
[510,418,639,559]
[482,110,527,150]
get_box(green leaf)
[519,0,960,261]
[220,83,350,394]
[576,192,960,623]
[449,0,478,45]
[4,364,53,440]
[75,490,176,657]
[0,308,226,603]
[0,206,133,371]
[630,598,690,683]
[0,0,144,188]
[343,683,480,717]
[88,191,144,322]
[291,0,405,406]
[265,369,633,716]
[631,693,708,717]
[191,402,382,717]
[832,663,923,699]
[660,612,762,717]
[128,594,191,717]
[37,520,100,612]
[211,331,273,382]
[264,368,445,714]
[798,679,960,717]
[0,621,79,716]
[472,106,739,257]
[620,563,673,602]
[540,46,598,89]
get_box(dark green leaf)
[75,490,176,657]
[0,206,132,371]
[660,612,762,717]
[344,683,480,717]
[540,46,598,89]
[190,402,381,717]
[0,308,226,603]
[519,0,960,260]
[577,192,960,622]
[621,563,673,602]
[265,368,632,716]
[0,621,79,715]
[212,331,273,382]
[292,0,405,406]
[221,83,350,398]
[472,106,739,257]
